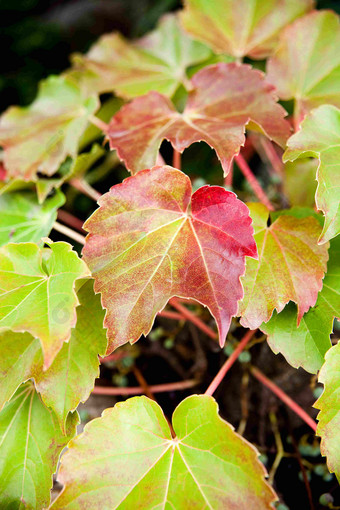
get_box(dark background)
[1,0,339,111]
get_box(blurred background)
[1,0,339,112]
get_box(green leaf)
[0,281,107,430]
[0,382,78,509]
[70,13,212,98]
[0,331,41,411]
[0,241,89,369]
[83,166,257,352]
[315,341,340,480]
[262,234,339,372]
[267,10,340,121]
[181,0,313,59]
[0,75,99,181]
[33,279,107,430]
[0,189,65,247]
[284,104,340,244]
[239,203,329,329]
[284,158,318,208]
[107,62,290,176]
[52,395,276,508]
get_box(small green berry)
[238,351,251,363]
[319,493,334,506]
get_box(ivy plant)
[0,1,339,508]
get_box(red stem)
[224,165,233,187]
[173,149,181,170]
[235,153,274,211]
[92,378,199,395]
[169,298,217,340]
[57,210,85,233]
[70,178,101,201]
[88,115,109,133]
[250,366,317,432]
[205,330,255,396]
[158,309,185,321]
[258,138,284,177]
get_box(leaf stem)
[205,329,255,396]
[53,221,86,245]
[88,115,109,133]
[250,366,317,432]
[169,298,217,340]
[224,164,233,187]
[173,149,181,170]
[92,378,199,395]
[158,309,185,321]
[57,209,84,233]
[70,178,101,201]
[235,153,275,211]
[258,138,284,178]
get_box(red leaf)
[83,166,257,352]
[107,63,291,175]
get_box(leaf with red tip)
[284,105,340,244]
[0,76,99,181]
[181,0,313,59]
[70,14,212,98]
[262,234,339,374]
[0,241,89,369]
[239,205,329,329]
[267,10,340,122]
[52,395,277,509]
[315,341,340,480]
[83,166,257,352]
[107,63,290,176]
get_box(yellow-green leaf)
[181,0,313,59]
[239,204,329,329]
[52,395,276,509]
[315,341,340,480]
[0,382,78,509]
[284,104,340,244]
[0,241,89,369]
[0,75,99,181]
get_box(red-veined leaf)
[83,165,257,352]
[107,62,290,176]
